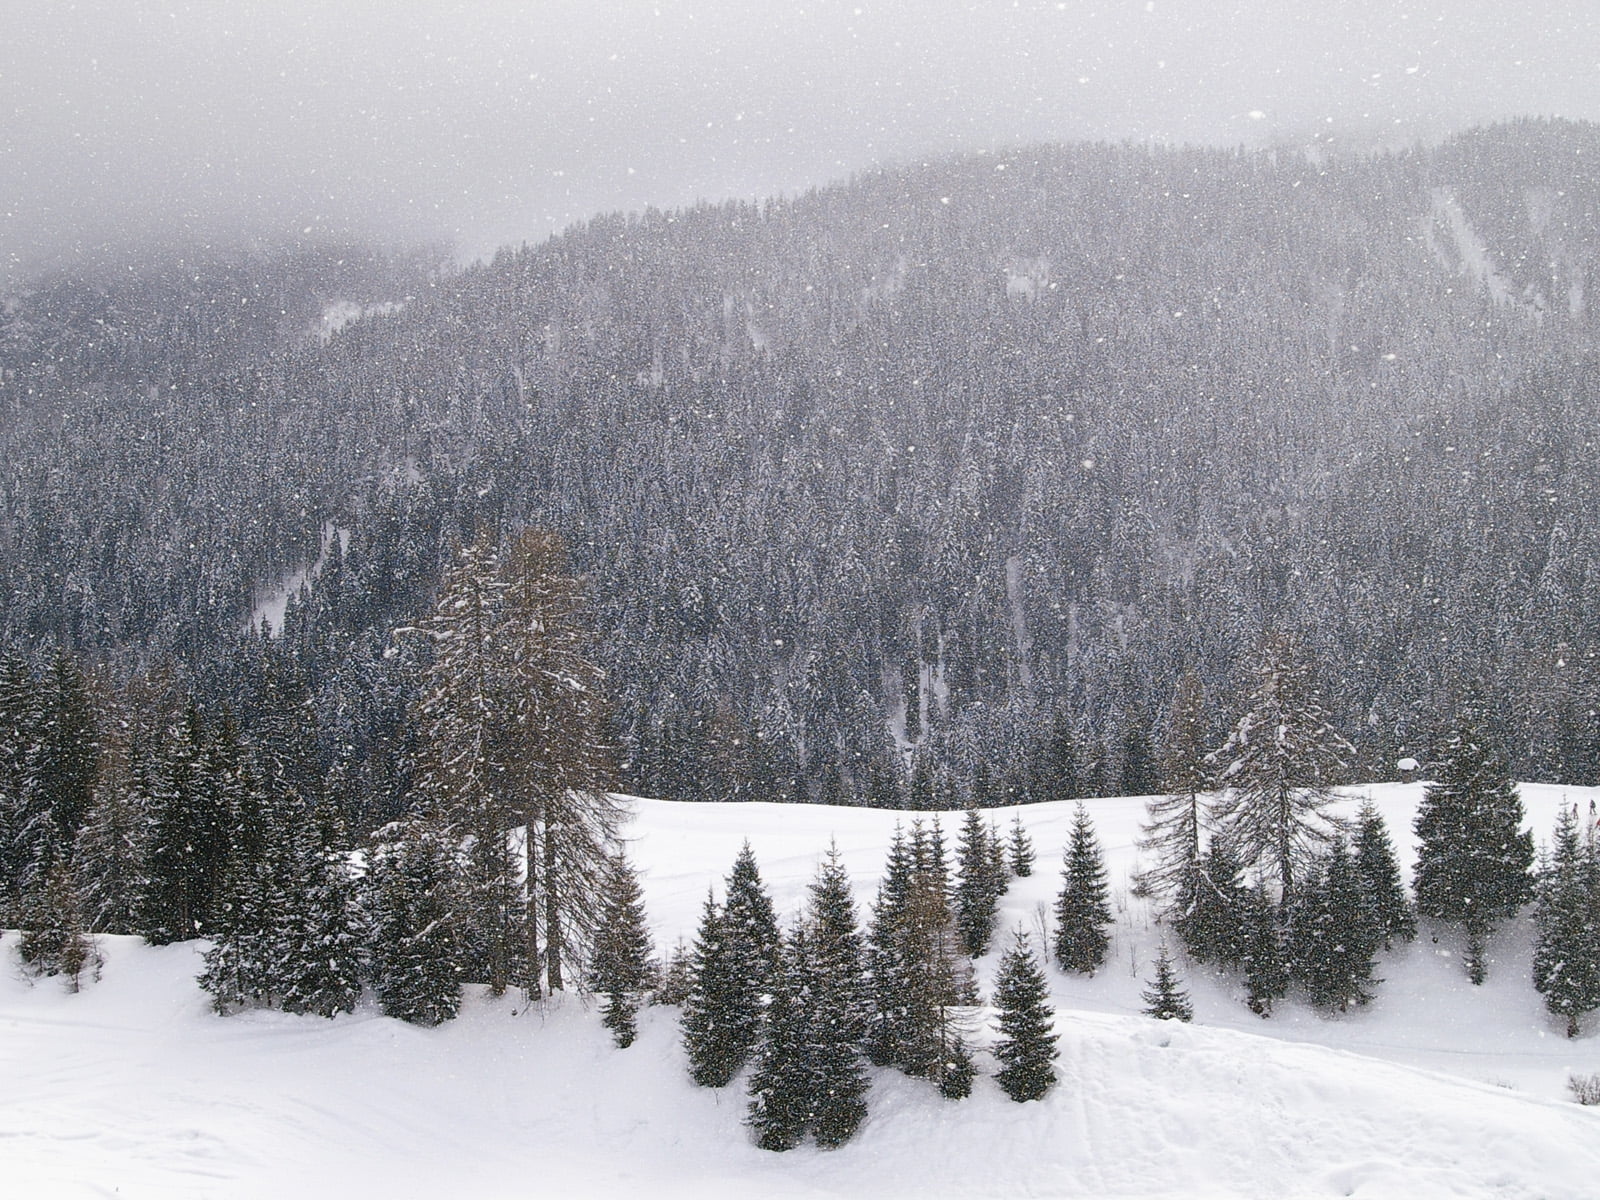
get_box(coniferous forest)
[9,125,1600,1148]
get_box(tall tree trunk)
[544,816,563,992]
[524,817,541,1001]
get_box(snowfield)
[4,783,1600,1198]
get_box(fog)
[4,1,1598,280]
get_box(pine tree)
[1352,800,1415,949]
[1533,806,1600,1037]
[1210,634,1351,904]
[364,815,466,1027]
[588,850,655,1048]
[16,858,100,990]
[1241,890,1289,1017]
[277,803,364,1020]
[652,938,693,1007]
[1141,945,1193,1021]
[806,859,871,1142]
[682,888,760,1087]
[955,806,1001,956]
[1293,839,1381,1012]
[1413,717,1535,983]
[1008,812,1035,877]
[746,922,812,1151]
[73,719,151,936]
[723,841,780,998]
[1176,838,1248,967]
[141,704,228,943]
[1053,802,1112,974]
[992,929,1058,1102]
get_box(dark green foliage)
[1175,839,1248,967]
[747,924,812,1152]
[1241,891,1289,1017]
[724,842,780,996]
[589,850,655,1048]
[1141,945,1193,1022]
[937,1036,976,1100]
[652,938,693,1007]
[1053,803,1111,974]
[682,888,761,1087]
[363,816,465,1027]
[955,807,1004,956]
[1353,801,1415,949]
[992,930,1058,1102]
[1413,719,1535,983]
[16,859,100,991]
[1008,813,1035,877]
[1292,839,1381,1012]
[141,705,230,944]
[1533,806,1600,1038]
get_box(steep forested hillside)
[5,119,1600,823]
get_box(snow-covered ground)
[4,783,1600,1198]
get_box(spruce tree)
[1053,802,1112,974]
[1293,839,1381,1012]
[16,858,100,990]
[1008,812,1035,877]
[588,850,655,1048]
[1352,800,1415,949]
[1141,945,1193,1021]
[1176,838,1247,967]
[804,849,871,1145]
[276,805,364,1020]
[142,704,228,943]
[992,929,1058,1102]
[1533,806,1600,1037]
[955,806,1001,956]
[746,923,811,1151]
[364,816,465,1027]
[682,888,760,1087]
[723,841,780,998]
[1413,717,1534,983]
[1241,890,1289,1017]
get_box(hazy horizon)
[5,1,1598,282]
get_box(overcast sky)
[4,1,1599,280]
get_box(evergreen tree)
[73,721,151,936]
[1210,634,1351,904]
[652,938,693,1007]
[1176,838,1248,967]
[804,849,871,1145]
[1532,806,1600,1037]
[1292,839,1381,1012]
[276,803,364,1019]
[364,815,466,1027]
[992,929,1058,1102]
[1141,944,1193,1021]
[141,704,228,943]
[681,888,760,1087]
[1241,890,1289,1017]
[955,806,1002,956]
[16,858,100,990]
[1053,802,1112,974]
[746,922,812,1151]
[723,841,780,998]
[1413,717,1535,983]
[1008,812,1035,877]
[1352,800,1415,949]
[588,850,655,1049]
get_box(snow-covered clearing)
[4,783,1600,1198]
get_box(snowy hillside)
[6,784,1600,1199]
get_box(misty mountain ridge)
[4,117,1600,823]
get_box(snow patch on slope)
[247,521,350,635]
[1425,187,1528,314]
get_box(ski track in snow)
[4,783,1600,1198]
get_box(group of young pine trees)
[1133,638,1592,1027]
[678,829,1058,1151]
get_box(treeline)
[9,123,1600,820]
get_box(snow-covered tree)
[1135,669,1210,915]
[588,849,655,1048]
[1141,945,1193,1022]
[1210,634,1351,904]
[955,806,1003,956]
[1008,812,1035,877]
[1053,802,1111,974]
[1533,805,1600,1037]
[1413,717,1534,983]
[1292,838,1381,1013]
[364,815,466,1027]
[1352,800,1415,949]
[992,929,1058,1102]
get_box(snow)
[5,783,1600,1197]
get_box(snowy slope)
[4,785,1600,1199]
